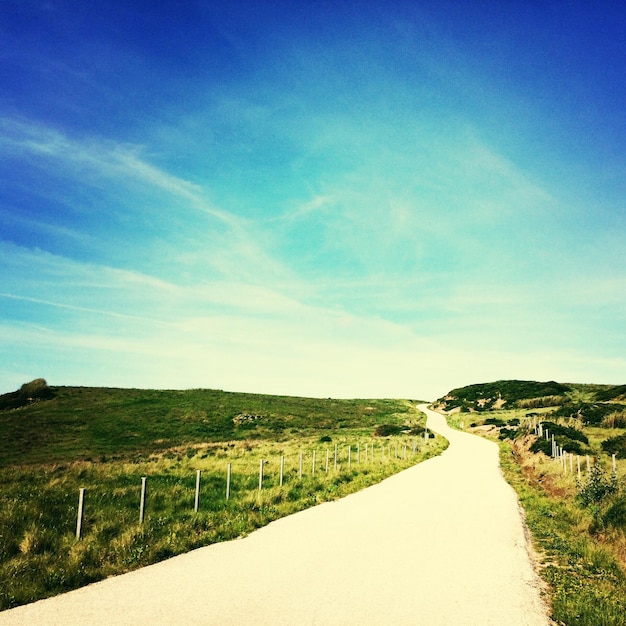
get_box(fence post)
[194,469,201,513]
[226,463,232,500]
[280,456,285,486]
[139,477,147,524]
[76,488,85,540]
[258,459,264,490]
[613,454,617,476]
[357,443,361,463]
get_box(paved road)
[0,405,551,625]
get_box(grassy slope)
[438,380,626,625]
[0,386,418,467]
[0,386,445,611]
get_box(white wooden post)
[258,459,264,490]
[194,469,201,513]
[613,454,617,475]
[226,463,232,500]
[76,488,85,540]
[280,456,285,486]
[139,477,147,524]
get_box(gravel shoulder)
[0,404,551,625]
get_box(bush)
[484,417,506,426]
[601,411,626,429]
[499,428,516,441]
[601,496,626,529]
[542,422,588,444]
[373,424,403,437]
[530,439,552,456]
[318,435,332,443]
[554,403,626,426]
[601,433,626,459]
[577,462,618,508]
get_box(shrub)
[318,435,332,443]
[530,439,552,456]
[484,417,506,427]
[541,422,588,444]
[601,496,626,529]
[601,411,626,429]
[555,403,626,426]
[373,424,403,437]
[499,428,516,441]
[577,462,618,508]
[601,433,626,459]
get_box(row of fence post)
[534,421,618,479]
[74,436,429,539]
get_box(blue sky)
[1,1,624,399]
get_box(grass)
[0,386,422,466]
[0,387,447,611]
[451,399,626,625]
[500,440,626,625]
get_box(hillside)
[435,379,625,413]
[0,382,421,467]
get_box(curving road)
[0,405,551,625]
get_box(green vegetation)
[436,379,570,412]
[0,384,423,467]
[602,433,626,459]
[0,382,445,611]
[500,444,626,626]
[438,378,626,625]
[0,378,55,411]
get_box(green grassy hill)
[0,383,420,467]
[435,379,626,413]
[0,380,442,611]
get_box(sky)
[0,0,624,400]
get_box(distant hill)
[594,384,626,403]
[0,383,421,467]
[435,379,626,413]
[436,379,572,412]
